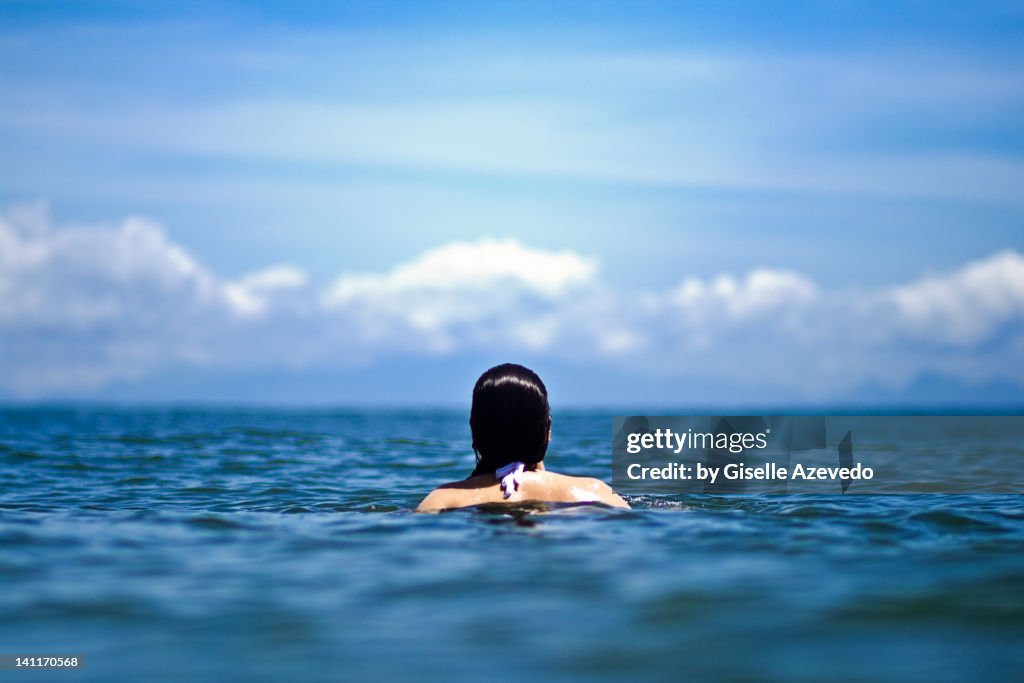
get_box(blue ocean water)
[1,407,1022,682]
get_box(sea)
[1,407,1022,682]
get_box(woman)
[416,363,630,512]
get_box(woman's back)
[416,464,629,511]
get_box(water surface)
[1,407,1022,682]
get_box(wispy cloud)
[3,32,1023,203]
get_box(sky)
[1,0,1024,406]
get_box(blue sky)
[1,1,1024,405]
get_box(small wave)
[384,437,441,447]
[908,509,1010,533]
[3,448,42,460]
[118,476,159,485]
[185,515,251,530]
[227,426,324,442]
[179,485,230,494]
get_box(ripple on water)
[908,509,1011,533]
[184,515,253,531]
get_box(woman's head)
[470,363,551,476]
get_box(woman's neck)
[469,459,546,479]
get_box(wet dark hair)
[470,363,551,476]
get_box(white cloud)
[888,249,1024,345]
[324,237,595,303]
[0,204,308,392]
[224,264,308,316]
[0,203,216,329]
[320,238,597,354]
[1,204,1023,398]
[671,268,818,320]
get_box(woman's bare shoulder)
[526,471,631,509]
[415,487,456,512]
[415,476,498,512]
